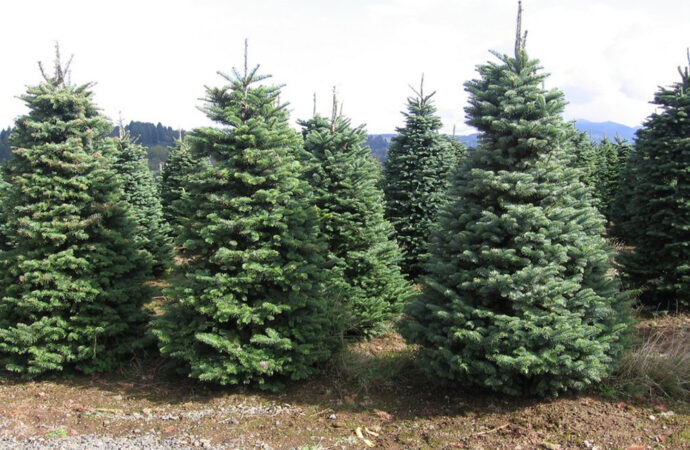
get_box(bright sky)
[1,0,688,135]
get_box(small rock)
[328,414,337,420]
[659,411,674,417]
[648,415,656,421]
[142,408,153,417]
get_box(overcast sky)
[1,0,688,135]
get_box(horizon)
[1,0,688,134]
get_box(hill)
[0,120,640,166]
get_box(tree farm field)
[0,309,688,449]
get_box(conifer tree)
[615,53,690,312]
[402,5,629,396]
[0,47,152,376]
[152,46,339,388]
[113,128,172,275]
[383,77,462,279]
[595,138,621,219]
[160,134,203,232]
[299,94,413,338]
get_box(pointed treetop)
[117,112,126,139]
[678,48,690,82]
[514,1,528,58]
[38,42,74,87]
[243,38,249,79]
[330,86,338,131]
[313,92,317,117]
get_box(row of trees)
[0,5,688,395]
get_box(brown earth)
[0,325,688,449]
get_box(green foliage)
[615,55,690,312]
[299,110,413,339]
[383,79,464,279]
[0,52,152,377]
[152,58,339,389]
[113,131,172,275]
[160,137,204,232]
[571,134,628,221]
[402,21,630,396]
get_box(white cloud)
[1,0,688,135]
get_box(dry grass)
[609,315,690,401]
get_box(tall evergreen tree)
[0,47,152,376]
[113,128,172,275]
[383,77,462,279]
[615,53,690,312]
[402,6,629,396]
[299,96,413,338]
[152,47,339,389]
[160,135,203,232]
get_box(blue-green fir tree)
[383,77,463,280]
[402,6,630,396]
[113,128,172,275]
[0,48,152,377]
[152,47,339,389]
[299,95,413,338]
[615,52,690,312]
[160,135,204,233]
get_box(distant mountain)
[574,119,640,142]
[367,120,640,162]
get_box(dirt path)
[1,333,688,449]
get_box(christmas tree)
[383,77,461,279]
[160,134,204,233]
[113,127,172,275]
[615,52,690,312]
[299,92,413,338]
[0,46,152,376]
[152,44,339,388]
[402,5,630,396]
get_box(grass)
[606,315,690,401]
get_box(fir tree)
[615,52,690,312]
[152,46,339,388]
[383,77,462,279]
[0,47,152,376]
[113,128,172,275]
[596,138,621,220]
[299,94,413,338]
[402,5,629,396]
[160,134,203,232]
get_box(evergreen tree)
[0,48,152,376]
[160,135,203,232]
[596,138,621,220]
[113,128,172,275]
[571,133,601,197]
[402,7,629,396]
[152,48,339,389]
[615,53,690,312]
[383,77,462,279]
[299,97,413,338]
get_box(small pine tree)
[299,95,413,338]
[383,77,461,279]
[402,6,629,396]
[152,46,339,389]
[595,138,621,220]
[615,53,690,312]
[113,128,172,275]
[0,47,152,376]
[160,134,203,232]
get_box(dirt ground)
[1,328,688,449]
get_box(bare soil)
[1,325,688,449]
